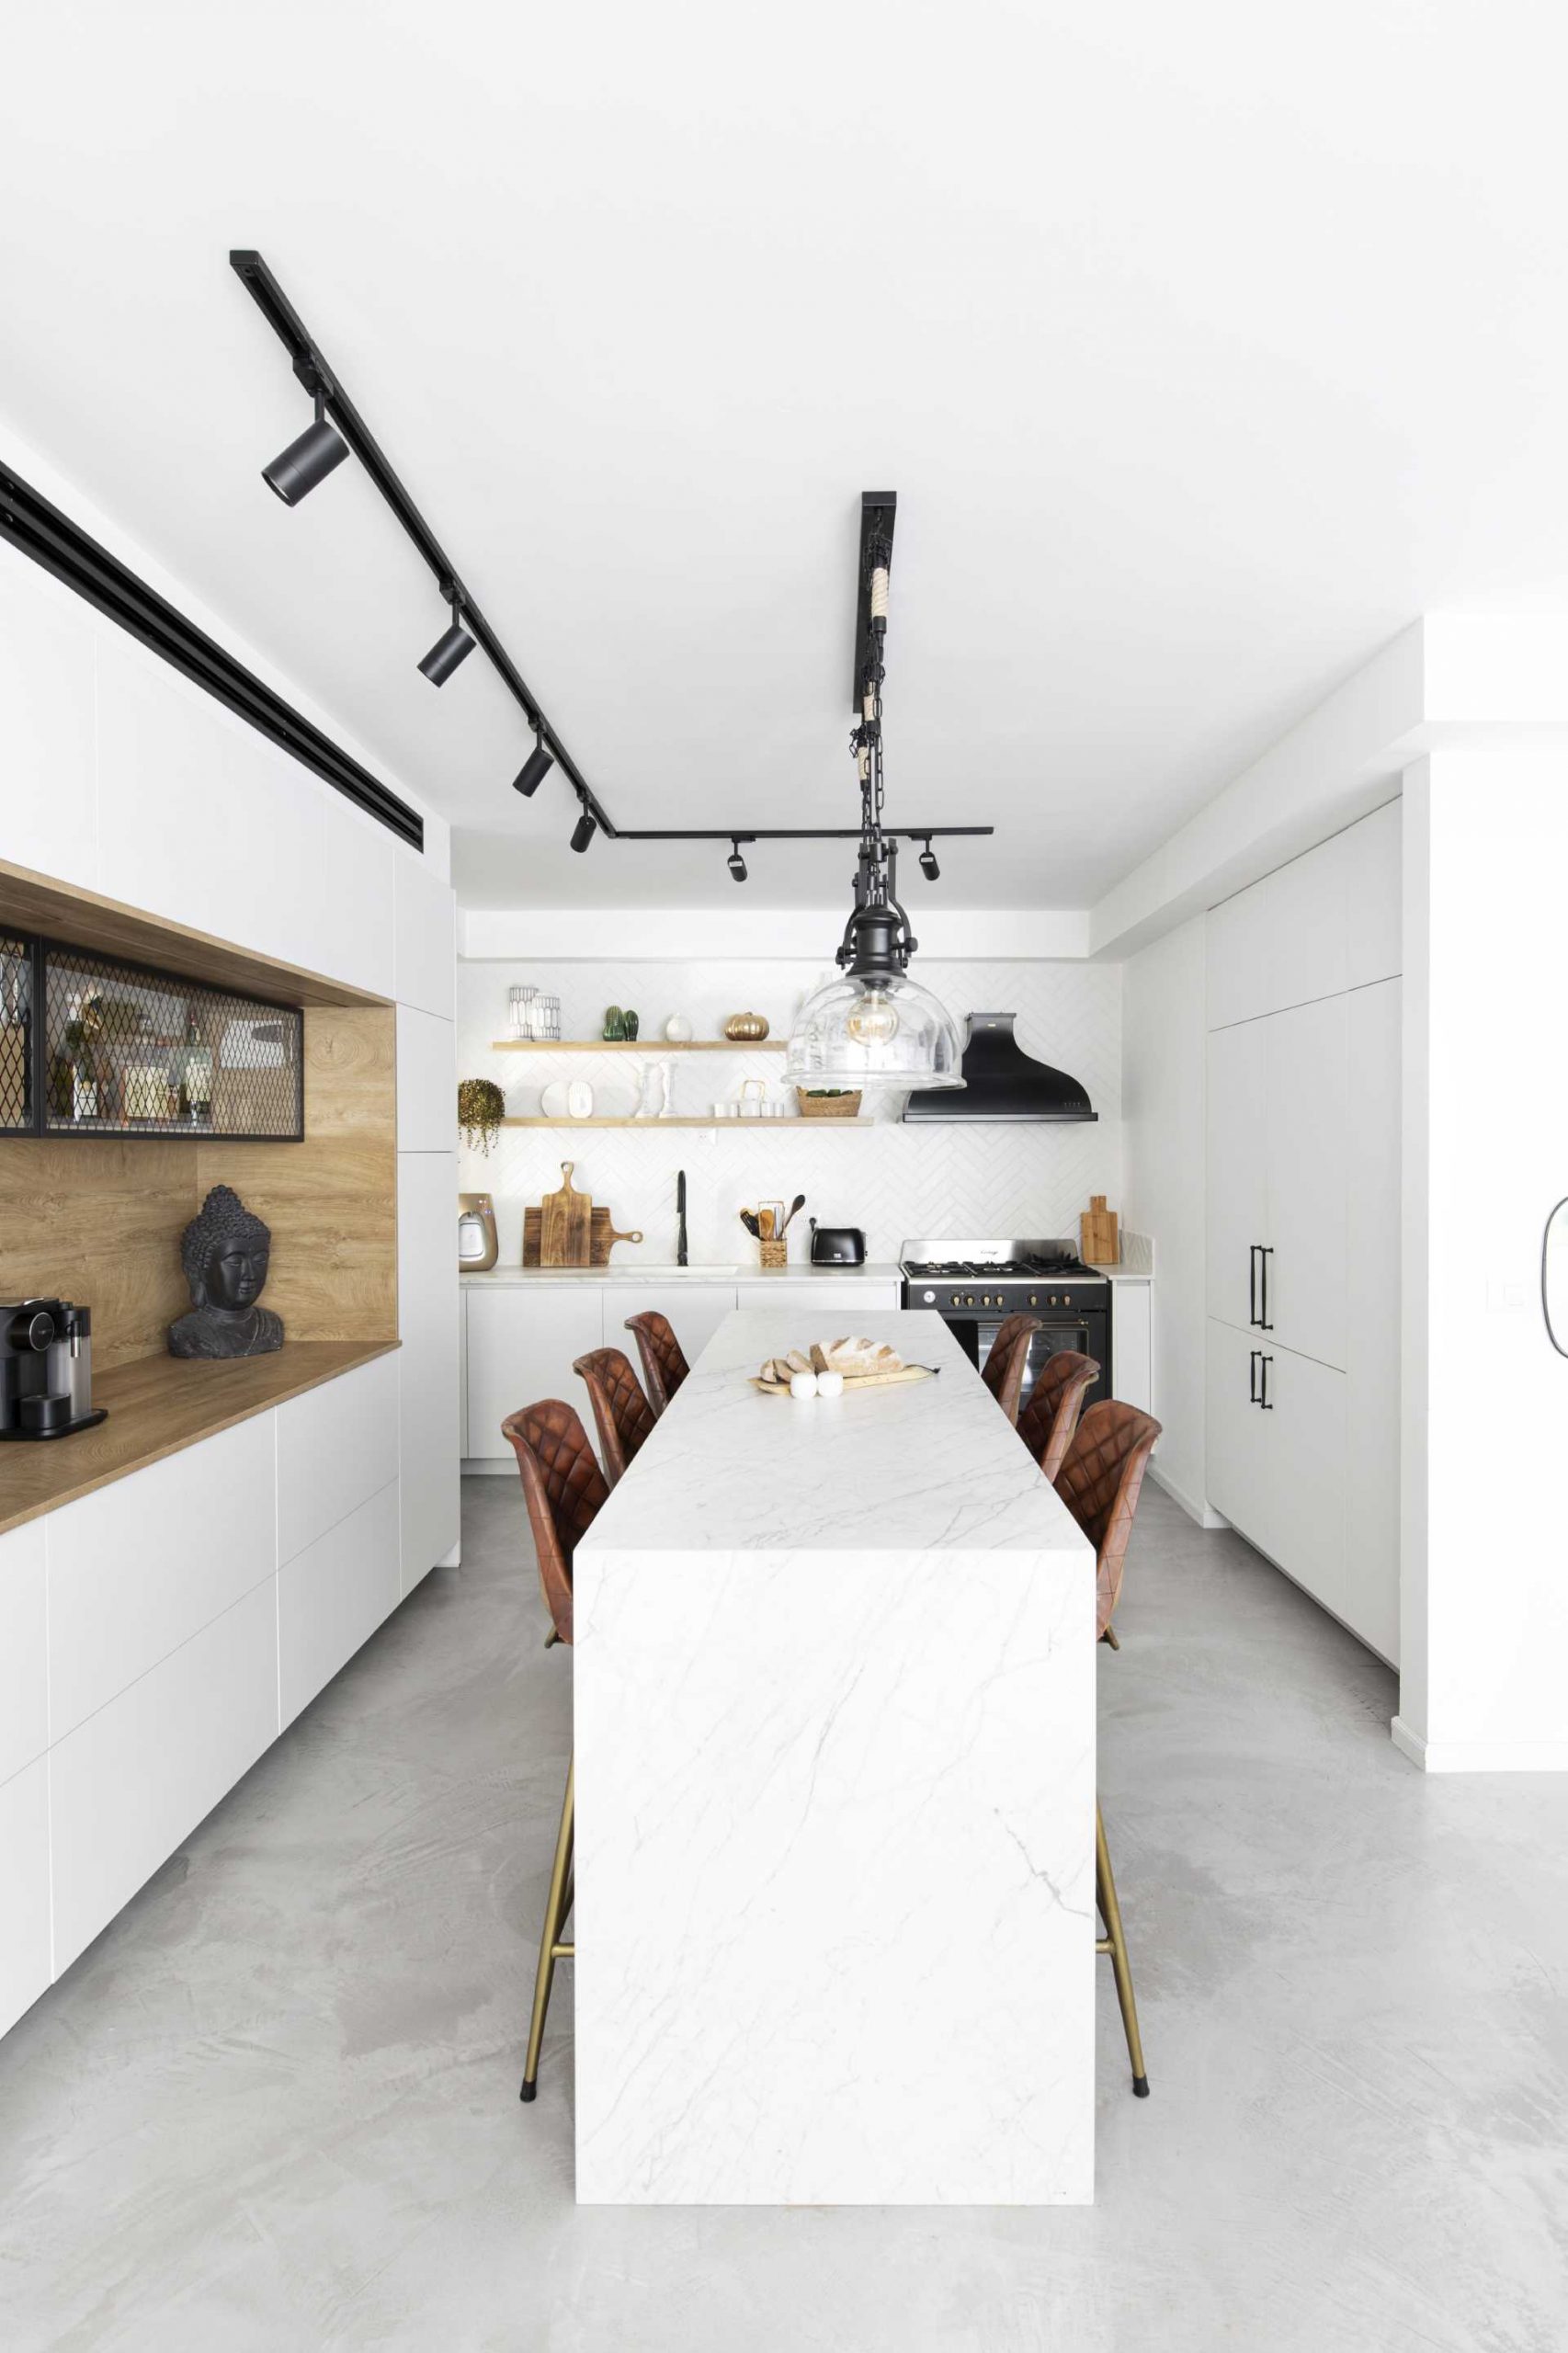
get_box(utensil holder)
[758,1238,788,1270]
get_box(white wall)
[1120,914,1212,1522]
[1397,749,1568,1769]
[456,955,1123,1265]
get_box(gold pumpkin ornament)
[723,1011,770,1041]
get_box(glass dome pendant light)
[785,557,965,1093]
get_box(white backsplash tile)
[458,957,1122,1265]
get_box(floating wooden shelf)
[492,1039,788,1052]
[500,1115,863,1130]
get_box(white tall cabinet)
[1204,801,1402,1662]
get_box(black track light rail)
[230,254,994,862]
[231,248,615,839]
[0,456,424,851]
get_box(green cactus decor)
[603,1005,626,1040]
[622,1008,640,1040]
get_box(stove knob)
[1028,1292,1039,1306]
[921,1289,936,1304]
[1050,1294,1059,1306]
[950,1292,960,1306]
[964,1294,974,1307]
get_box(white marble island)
[574,1308,1096,2206]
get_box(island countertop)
[572,1307,1097,2208]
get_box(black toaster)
[809,1222,867,1266]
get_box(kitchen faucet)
[676,1169,687,1267]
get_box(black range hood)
[902,1013,1097,1124]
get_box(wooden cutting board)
[750,1364,938,1395]
[523,1205,643,1267]
[539,1161,594,1266]
[1080,1194,1119,1266]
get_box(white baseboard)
[1148,1461,1229,1531]
[1392,1716,1568,1773]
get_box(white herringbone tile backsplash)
[458,959,1122,1265]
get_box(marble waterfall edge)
[571,1309,1096,2206]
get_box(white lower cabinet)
[0,1758,51,2039]
[50,1577,279,1976]
[0,1523,49,1790]
[277,1351,399,1565]
[465,1285,606,1458]
[1207,1318,1349,1635]
[732,1278,902,1314]
[604,1283,738,1364]
[278,1481,402,1728]
[399,1152,460,1591]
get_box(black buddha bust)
[168,1184,285,1359]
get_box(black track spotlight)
[918,836,940,881]
[727,838,748,883]
[262,388,348,506]
[570,803,597,855]
[513,726,554,799]
[418,592,474,687]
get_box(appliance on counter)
[900,1239,1111,1408]
[903,1014,1096,1124]
[0,1300,108,1439]
[458,1192,499,1272]
[810,1221,867,1266]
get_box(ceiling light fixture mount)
[786,496,965,1093]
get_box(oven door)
[972,1313,1110,1410]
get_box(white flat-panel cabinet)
[1265,825,1349,1015]
[1346,800,1402,990]
[0,1523,48,1789]
[465,1286,605,1458]
[1345,979,1402,1661]
[0,1758,51,2039]
[1259,1342,1347,1620]
[396,1007,455,1153]
[395,852,457,1021]
[1206,1020,1267,1333]
[601,1284,737,1367]
[50,1578,279,1976]
[1206,878,1275,1030]
[732,1278,902,1314]
[279,1482,402,1728]
[399,1151,460,1592]
[47,1413,276,1744]
[1205,1318,1268,1540]
[0,540,97,889]
[276,1350,400,1565]
[1265,995,1348,1371]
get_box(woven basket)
[758,1238,788,1269]
[796,1088,862,1120]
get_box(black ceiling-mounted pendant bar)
[0,459,424,851]
[230,253,993,865]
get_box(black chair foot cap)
[519,2081,537,2103]
[1132,2075,1150,2097]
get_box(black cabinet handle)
[1249,1245,1261,1327]
[1259,1353,1273,1409]
[1249,1347,1262,1404]
[1258,1246,1274,1332]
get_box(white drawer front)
[733,1279,903,1313]
[278,1480,401,1728]
[0,1522,49,1785]
[277,1352,399,1565]
[48,1414,276,1745]
[50,1578,278,1976]
[0,1757,51,2038]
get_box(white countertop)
[460,1260,903,1286]
[582,1307,1088,1557]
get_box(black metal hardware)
[853,493,897,707]
[1259,1354,1274,1409]
[0,459,423,852]
[1258,1245,1274,1331]
[1249,1347,1262,1404]
[1,929,303,1142]
[1248,1244,1261,1327]
[228,257,993,859]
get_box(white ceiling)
[4,3,1567,910]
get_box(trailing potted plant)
[458,1077,506,1154]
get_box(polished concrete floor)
[2,1475,1565,2352]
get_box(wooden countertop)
[0,1339,399,1537]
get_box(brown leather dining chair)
[1054,1397,1162,2097]
[981,1313,1041,1426]
[1017,1348,1100,1483]
[500,1398,608,2105]
[623,1309,690,1417]
[573,1346,656,1485]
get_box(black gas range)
[900,1237,1111,1404]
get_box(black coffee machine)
[0,1301,107,1439]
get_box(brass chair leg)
[1100,1623,1121,1651]
[1096,1802,1149,2097]
[520,1757,574,2103]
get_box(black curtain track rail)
[0,460,424,853]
